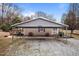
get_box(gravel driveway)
[6,38,79,56]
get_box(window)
[38,26,45,32]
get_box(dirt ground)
[0,32,12,55]
[0,31,79,56]
[6,38,79,56]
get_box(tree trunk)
[2,3,4,24]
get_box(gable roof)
[12,17,68,28]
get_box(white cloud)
[22,11,35,17]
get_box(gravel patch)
[6,38,79,56]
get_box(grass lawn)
[63,30,79,39]
[72,34,79,39]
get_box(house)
[11,17,68,36]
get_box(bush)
[4,35,8,37]
[16,32,24,36]
[58,32,64,37]
[28,32,33,36]
[0,24,12,32]
[45,33,50,36]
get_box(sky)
[13,3,69,22]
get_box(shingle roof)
[12,17,68,27]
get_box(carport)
[11,17,68,42]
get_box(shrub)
[4,35,8,37]
[16,32,24,36]
[58,32,64,37]
[28,32,33,36]
[45,33,50,36]
[0,24,12,32]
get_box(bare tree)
[34,11,55,21]
[0,3,22,31]
[64,11,76,37]
[61,13,67,23]
[62,3,79,37]
[23,16,31,21]
[69,3,79,29]
[1,3,22,24]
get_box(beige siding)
[23,28,59,36]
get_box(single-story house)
[11,17,68,36]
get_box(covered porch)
[11,26,68,39]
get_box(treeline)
[61,3,79,36]
[0,3,55,32]
[0,3,23,31]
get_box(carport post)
[66,27,67,43]
[54,28,57,39]
[12,27,14,41]
[21,28,24,39]
[22,28,23,39]
[12,34,14,41]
